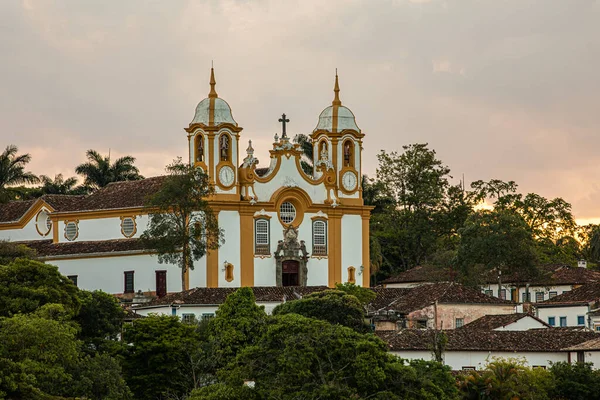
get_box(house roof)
[0,199,36,223]
[460,313,550,330]
[369,283,513,314]
[137,286,330,307]
[563,336,600,351]
[536,282,600,307]
[382,264,600,287]
[17,238,147,258]
[377,328,597,352]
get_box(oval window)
[279,202,296,224]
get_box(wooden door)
[156,270,167,298]
[282,260,299,286]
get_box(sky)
[1,0,599,221]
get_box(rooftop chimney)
[578,259,588,268]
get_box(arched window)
[224,263,234,282]
[255,218,270,255]
[347,266,356,284]
[319,140,329,160]
[343,139,354,168]
[219,134,230,162]
[195,134,204,162]
[312,220,327,256]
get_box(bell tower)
[185,68,243,195]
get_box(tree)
[0,240,36,265]
[75,290,125,351]
[75,149,143,190]
[293,133,313,175]
[121,315,202,400]
[0,144,39,202]
[456,210,538,285]
[203,313,457,399]
[0,258,80,317]
[549,362,600,400]
[37,173,89,195]
[273,289,370,332]
[335,282,376,305]
[140,158,223,290]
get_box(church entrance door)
[282,260,299,286]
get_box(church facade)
[0,70,372,295]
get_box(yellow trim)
[328,210,342,287]
[52,208,146,221]
[224,262,234,282]
[35,209,52,237]
[216,162,236,190]
[120,215,137,238]
[348,266,356,284]
[339,168,359,195]
[208,132,216,184]
[241,211,254,286]
[362,214,370,287]
[0,199,55,231]
[40,250,158,261]
[206,211,219,287]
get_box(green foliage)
[549,362,600,400]
[75,290,125,351]
[121,315,202,400]
[456,210,538,285]
[457,358,553,400]
[207,287,268,370]
[0,258,80,317]
[273,289,370,332]
[209,313,457,399]
[0,240,37,265]
[293,133,313,175]
[0,144,39,202]
[140,158,223,290]
[190,383,258,400]
[335,282,376,305]
[75,149,143,191]
[36,173,89,196]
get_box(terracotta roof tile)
[18,239,146,257]
[140,286,330,307]
[369,283,513,314]
[377,328,597,352]
[41,194,86,211]
[537,282,600,307]
[563,336,600,351]
[0,199,36,223]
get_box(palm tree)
[38,174,89,195]
[293,134,313,175]
[75,150,144,191]
[0,145,39,202]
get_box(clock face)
[219,165,235,187]
[342,171,357,191]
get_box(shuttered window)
[255,219,270,255]
[65,221,78,241]
[121,217,136,238]
[312,220,327,256]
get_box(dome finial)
[332,69,341,106]
[208,65,218,99]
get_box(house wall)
[134,300,283,319]
[536,305,589,328]
[0,208,53,242]
[49,254,182,294]
[480,283,574,303]
[567,351,600,368]
[410,303,515,330]
[341,214,363,286]
[493,317,547,331]
[391,350,567,370]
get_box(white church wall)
[218,211,241,287]
[189,255,207,289]
[67,215,150,243]
[0,218,45,242]
[341,214,363,286]
[253,156,328,204]
[306,257,328,286]
[391,350,567,370]
[49,254,180,294]
[254,257,277,286]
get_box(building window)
[219,133,230,162]
[535,292,545,302]
[455,318,465,328]
[560,316,567,327]
[279,202,296,225]
[595,325,600,332]
[522,292,531,303]
[155,270,167,298]
[484,289,493,297]
[255,219,270,255]
[462,366,476,371]
[577,315,585,326]
[347,266,356,284]
[121,216,136,238]
[36,210,52,236]
[224,263,234,282]
[64,221,78,241]
[195,134,204,162]
[549,291,558,299]
[201,313,215,321]
[499,289,507,300]
[414,319,427,329]
[532,366,546,370]
[124,271,134,293]
[577,351,585,363]
[548,317,556,326]
[312,220,327,256]
[67,275,78,287]
[343,139,354,167]
[181,313,196,324]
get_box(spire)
[332,69,341,106]
[208,67,218,98]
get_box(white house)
[535,282,600,329]
[0,70,372,296]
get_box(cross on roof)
[278,113,290,138]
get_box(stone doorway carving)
[274,226,309,286]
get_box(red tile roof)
[377,328,597,352]
[537,282,600,307]
[0,199,36,223]
[18,239,147,258]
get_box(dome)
[191,97,237,126]
[189,68,238,127]
[313,73,360,133]
[314,105,360,132]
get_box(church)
[0,69,372,296]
